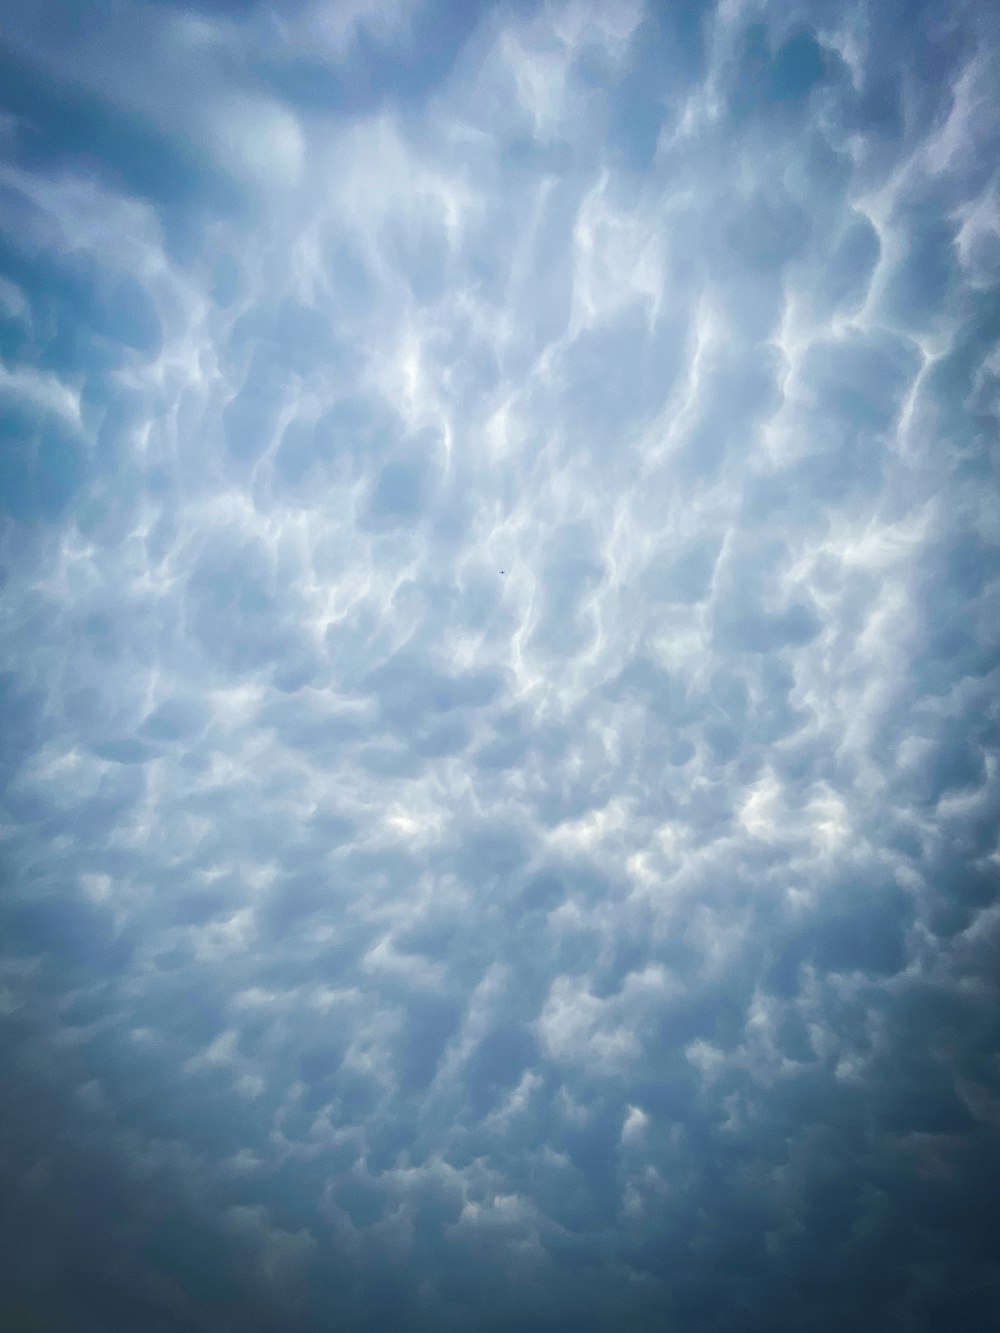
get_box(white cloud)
[1,0,997,1328]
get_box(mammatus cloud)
[1,1,998,1329]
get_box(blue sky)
[1,1,998,1329]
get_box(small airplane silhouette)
[499,570,505,575]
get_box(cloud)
[1,0,999,1330]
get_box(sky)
[0,1,998,1329]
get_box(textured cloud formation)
[2,1,999,1329]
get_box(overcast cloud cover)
[1,0,999,1328]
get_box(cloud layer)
[1,2,998,1329]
